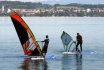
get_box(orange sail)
[10,11,42,56]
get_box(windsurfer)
[41,35,50,58]
[76,33,83,52]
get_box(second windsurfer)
[76,33,83,52]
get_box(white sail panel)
[61,31,76,52]
[61,31,73,46]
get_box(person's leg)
[42,45,46,58]
[76,42,79,51]
[80,42,82,51]
[42,45,48,58]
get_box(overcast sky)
[2,0,104,5]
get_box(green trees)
[0,1,52,9]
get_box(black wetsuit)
[76,35,82,52]
[42,38,49,54]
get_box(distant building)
[2,5,4,13]
[86,8,91,12]
[7,8,11,13]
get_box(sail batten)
[10,11,42,56]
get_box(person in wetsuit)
[41,35,49,58]
[76,33,83,52]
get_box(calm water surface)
[0,17,104,70]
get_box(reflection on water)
[76,54,82,70]
[62,54,82,70]
[19,58,48,70]
[0,17,11,23]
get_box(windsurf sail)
[61,31,76,52]
[10,11,42,56]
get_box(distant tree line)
[61,3,104,9]
[1,1,104,9]
[0,1,52,9]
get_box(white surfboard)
[63,52,76,54]
[31,55,55,60]
[31,57,44,60]
[63,51,96,54]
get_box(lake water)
[0,17,104,70]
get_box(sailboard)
[63,51,96,54]
[10,11,42,56]
[61,31,96,55]
[61,31,76,54]
[31,55,55,60]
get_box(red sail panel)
[10,11,42,56]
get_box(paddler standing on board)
[41,35,50,58]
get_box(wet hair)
[77,33,79,35]
[46,35,48,38]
